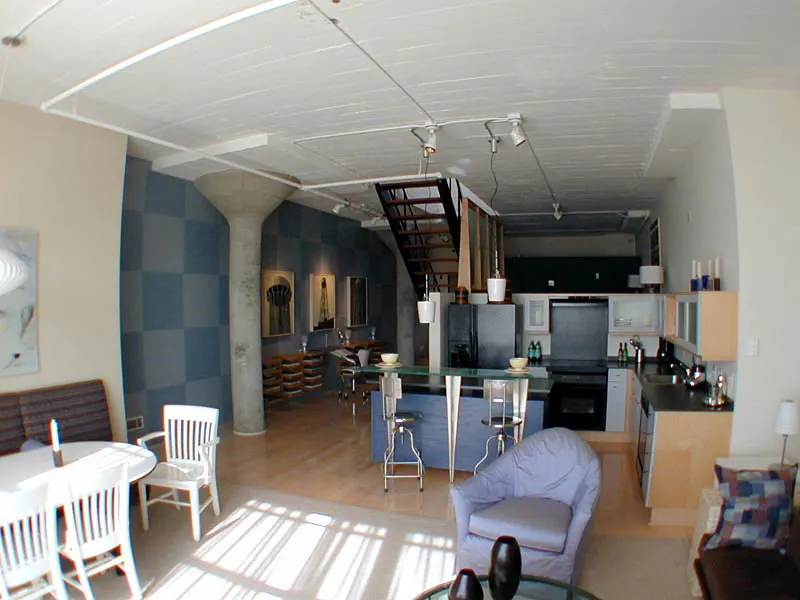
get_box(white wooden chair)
[137,405,220,541]
[0,483,67,600]
[60,462,141,600]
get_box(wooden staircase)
[375,179,461,300]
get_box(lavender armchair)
[450,427,601,583]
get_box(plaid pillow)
[705,465,797,550]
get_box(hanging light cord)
[525,130,557,204]
[488,148,501,276]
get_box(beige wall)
[505,233,637,258]
[0,101,128,440]
[643,112,739,293]
[723,89,800,461]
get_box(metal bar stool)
[474,380,523,474]
[381,373,424,492]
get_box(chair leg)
[171,488,181,509]
[210,478,221,516]
[474,434,494,475]
[74,557,96,600]
[405,427,424,491]
[120,540,143,600]
[49,555,68,600]
[137,481,149,532]
[188,486,201,541]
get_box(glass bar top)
[361,364,545,381]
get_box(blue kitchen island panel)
[370,391,545,473]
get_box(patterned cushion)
[705,465,798,550]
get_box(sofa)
[0,379,112,456]
[695,514,800,599]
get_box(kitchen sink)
[643,374,682,385]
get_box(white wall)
[0,101,128,440]
[505,233,637,257]
[723,89,800,461]
[645,112,739,293]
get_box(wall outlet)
[747,337,760,356]
[127,416,144,431]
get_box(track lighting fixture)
[423,125,438,154]
[553,203,563,221]
[332,204,344,214]
[509,119,527,147]
[488,135,499,154]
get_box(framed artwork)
[309,273,335,331]
[262,270,294,337]
[347,276,368,327]
[0,228,39,377]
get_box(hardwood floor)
[217,385,692,538]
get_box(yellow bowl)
[509,357,528,370]
[381,353,399,364]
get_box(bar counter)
[362,365,552,481]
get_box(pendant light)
[417,273,435,323]
[486,142,506,303]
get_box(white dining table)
[0,441,157,494]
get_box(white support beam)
[152,133,270,171]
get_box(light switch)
[747,337,759,356]
[548,280,555,287]
[595,272,600,279]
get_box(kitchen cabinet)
[513,294,550,332]
[646,410,733,525]
[665,292,737,361]
[606,369,627,432]
[608,295,661,333]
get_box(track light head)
[509,119,526,147]
[423,125,438,154]
[553,203,563,221]
[333,204,344,215]
[488,135,499,154]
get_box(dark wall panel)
[505,256,642,294]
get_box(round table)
[414,574,602,600]
[0,441,157,494]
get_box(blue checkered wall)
[120,157,231,438]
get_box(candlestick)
[50,418,60,452]
[714,257,721,278]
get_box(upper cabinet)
[608,295,662,333]
[664,292,738,361]
[513,294,550,332]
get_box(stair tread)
[381,180,440,190]
[389,214,443,220]
[402,243,454,249]
[414,271,458,276]
[397,229,451,235]
[407,257,458,262]
[385,198,443,205]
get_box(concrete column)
[195,170,297,435]
[378,232,415,364]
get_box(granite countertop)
[630,362,734,413]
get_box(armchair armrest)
[198,438,220,477]
[138,431,165,448]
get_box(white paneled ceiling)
[2,0,799,232]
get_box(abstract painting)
[309,273,335,331]
[347,276,368,328]
[0,228,39,377]
[262,270,294,337]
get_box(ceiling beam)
[152,133,270,171]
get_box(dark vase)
[448,568,484,600]
[488,536,522,600]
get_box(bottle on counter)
[617,343,624,362]
[622,343,629,362]
[528,341,535,364]
[534,341,542,362]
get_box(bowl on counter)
[380,353,399,365]
[508,357,528,370]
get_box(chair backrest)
[0,483,60,591]
[63,462,130,560]
[163,405,220,464]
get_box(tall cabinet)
[664,292,738,361]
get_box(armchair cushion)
[469,496,572,553]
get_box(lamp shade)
[639,265,664,285]
[487,276,506,302]
[775,400,799,436]
[0,248,29,296]
[417,300,435,324]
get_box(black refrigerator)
[448,304,517,369]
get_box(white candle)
[692,260,697,279]
[707,260,713,278]
[697,260,703,277]
[715,257,720,278]
[50,418,60,452]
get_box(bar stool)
[474,380,523,474]
[381,374,424,492]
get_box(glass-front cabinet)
[667,292,738,361]
[608,295,661,333]
[513,294,550,332]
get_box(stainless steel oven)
[547,371,608,431]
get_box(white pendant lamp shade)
[776,400,799,436]
[487,276,506,302]
[417,299,435,324]
[0,249,29,296]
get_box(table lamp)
[775,399,799,465]
[639,265,663,293]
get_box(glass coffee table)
[414,574,602,600]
